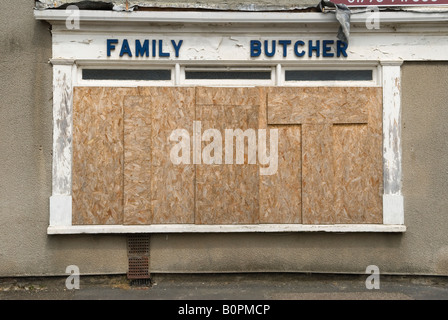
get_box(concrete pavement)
[0,273,447,300]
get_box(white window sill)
[47,224,406,235]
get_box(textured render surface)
[0,0,128,276]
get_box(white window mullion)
[382,61,404,225]
[49,59,75,228]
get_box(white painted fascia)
[34,10,448,25]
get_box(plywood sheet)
[72,87,138,225]
[73,86,382,226]
[195,87,259,224]
[332,88,383,224]
[139,87,195,224]
[301,124,335,225]
[259,126,302,224]
[333,88,382,224]
[268,87,382,225]
[365,88,383,223]
[333,124,368,223]
[259,88,302,224]
[267,87,369,125]
[123,96,152,225]
[196,87,260,106]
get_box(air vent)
[127,235,151,283]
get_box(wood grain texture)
[333,124,368,223]
[301,124,335,224]
[196,87,260,224]
[139,87,195,224]
[72,86,382,226]
[72,87,138,225]
[123,96,152,225]
[268,87,382,224]
[259,88,302,224]
[196,86,260,106]
[365,87,383,223]
[259,126,302,224]
[267,87,369,125]
[332,88,383,224]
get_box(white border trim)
[48,224,406,235]
[49,196,72,226]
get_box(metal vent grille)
[127,235,150,280]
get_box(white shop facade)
[34,9,448,235]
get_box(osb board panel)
[267,87,370,125]
[286,87,383,224]
[73,86,382,226]
[72,87,138,225]
[196,87,260,106]
[259,88,302,224]
[139,87,195,224]
[333,88,383,224]
[123,96,152,225]
[196,87,259,224]
[259,126,302,224]
[301,124,335,224]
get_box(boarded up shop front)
[35,3,448,237]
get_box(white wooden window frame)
[34,10,448,234]
[78,65,175,86]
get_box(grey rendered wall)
[1,1,448,277]
[0,0,128,277]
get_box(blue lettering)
[135,40,149,57]
[337,40,348,57]
[323,40,334,58]
[278,40,291,57]
[264,40,276,58]
[294,41,305,57]
[171,40,183,58]
[152,40,157,57]
[308,40,320,58]
[250,40,262,57]
[107,39,118,57]
[119,39,132,57]
[159,40,170,57]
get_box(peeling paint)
[70,39,93,44]
[52,64,73,196]
[382,65,402,197]
[35,0,318,11]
